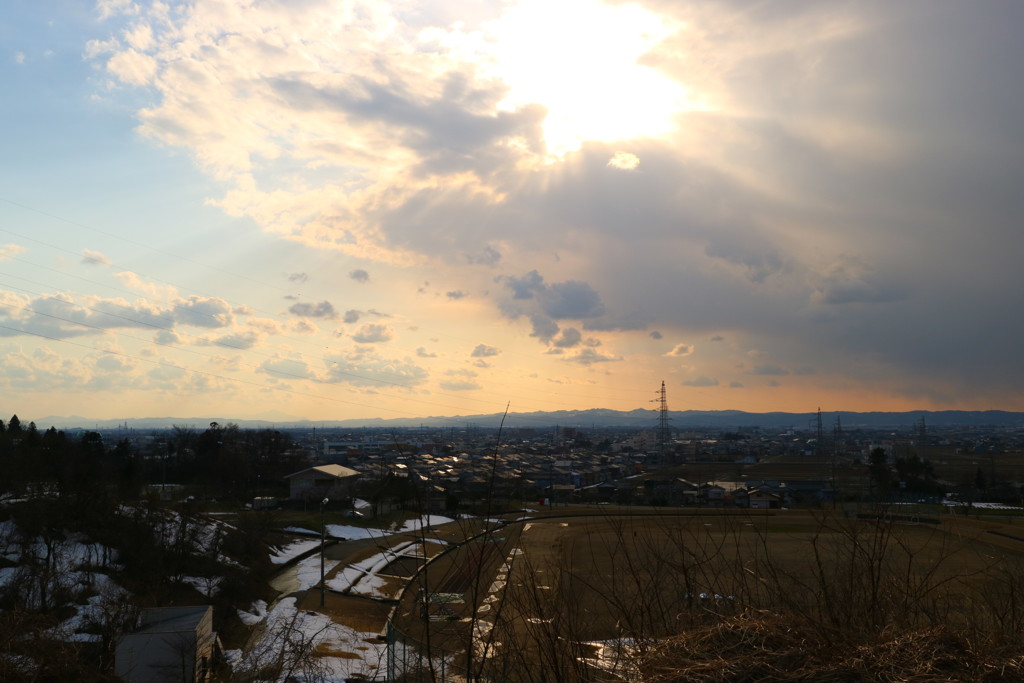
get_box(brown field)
[658,447,1024,502]
[384,508,1024,680]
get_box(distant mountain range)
[31,409,1024,431]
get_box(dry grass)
[313,643,363,659]
[640,611,1024,682]
[297,591,392,634]
[348,509,1024,681]
[478,510,1024,680]
[505,513,1005,630]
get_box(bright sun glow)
[484,0,689,155]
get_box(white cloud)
[124,23,153,51]
[291,320,317,335]
[82,249,112,266]
[107,48,158,86]
[83,37,119,59]
[172,296,234,328]
[551,328,581,349]
[440,379,481,391]
[666,343,694,357]
[322,351,427,387]
[96,0,137,21]
[440,368,480,391]
[0,344,151,395]
[289,300,336,319]
[207,331,261,350]
[471,343,500,358]
[562,347,622,365]
[72,0,1024,410]
[0,244,26,261]
[352,323,393,344]
[247,318,285,335]
[115,271,178,302]
[607,151,639,170]
[94,350,136,373]
[154,329,181,345]
[260,358,313,380]
[147,364,187,388]
[0,293,171,340]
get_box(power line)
[2,250,649,410]
[0,197,671,420]
[1,197,661,402]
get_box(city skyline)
[2,1,1023,423]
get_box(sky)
[1,0,1023,425]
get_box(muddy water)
[269,561,303,596]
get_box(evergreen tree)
[869,447,891,495]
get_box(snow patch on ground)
[944,500,1024,510]
[271,539,322,564]
[295,555,341,591]
[238,599,269,626]
[307,515,456,548]
[237,597,388,681]
[395,514,454,532]
[327,540,423,598]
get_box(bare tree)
[233,601,335,683]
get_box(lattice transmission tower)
[656,381,672,466]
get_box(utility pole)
[320,497,329,607]
[816,407,824,458]
[832,415,842,507]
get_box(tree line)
[0,416,308,503]
[0,415,307,681]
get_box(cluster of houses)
[172,416,1024,512]
[276,434,840,511]
[639,478,835,509]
